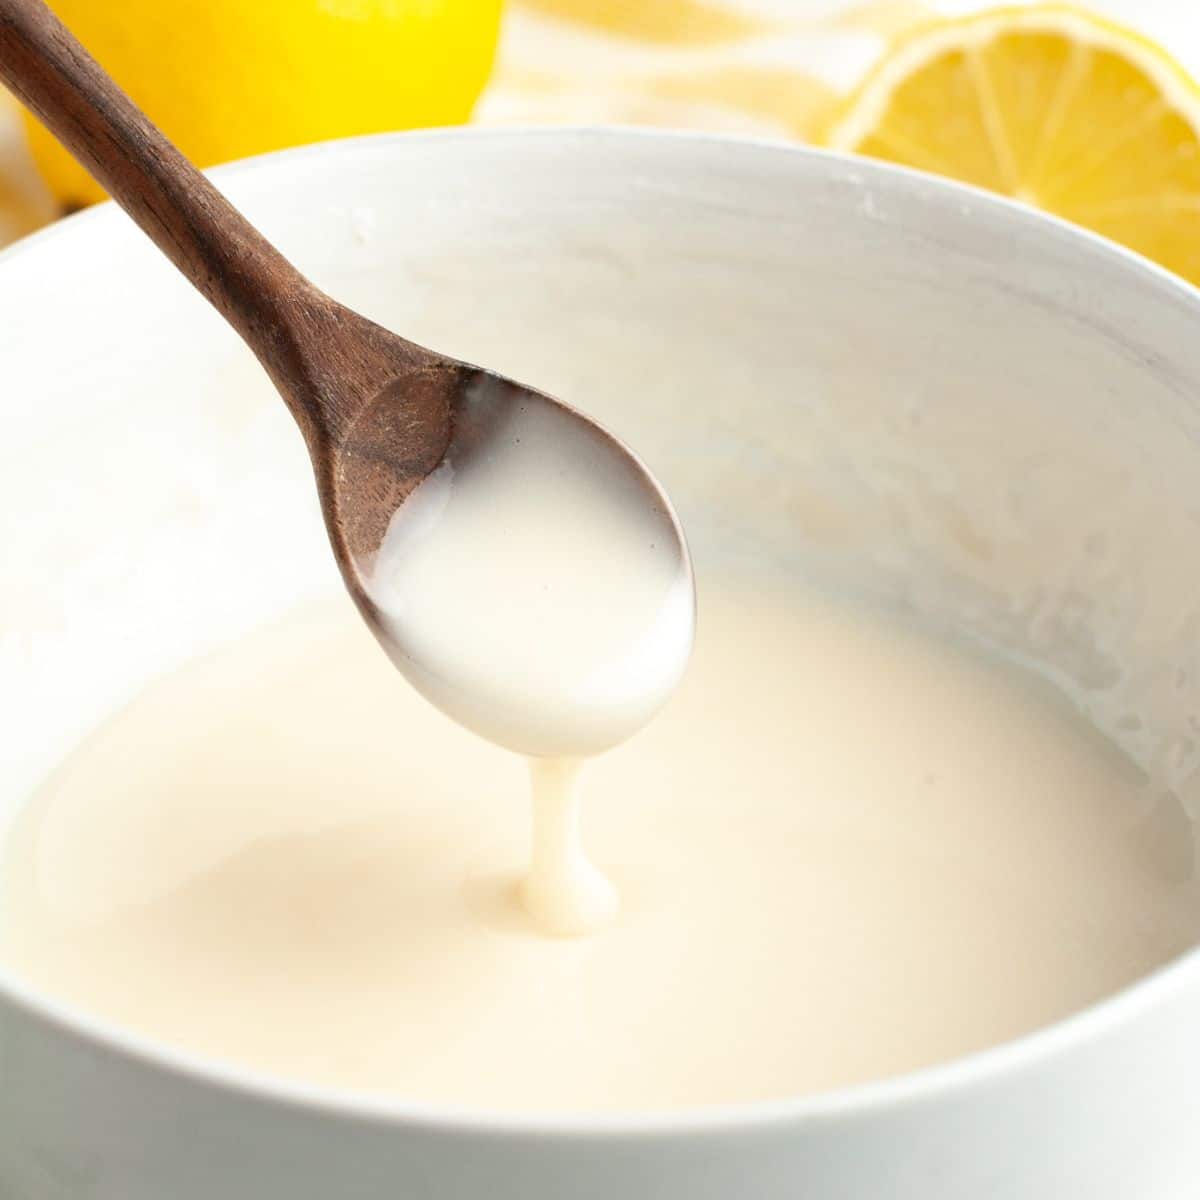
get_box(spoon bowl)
[342,370,695,756]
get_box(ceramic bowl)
[2,128,1199,1199]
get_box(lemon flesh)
[827,5,1200,286]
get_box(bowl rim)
[2,122,1199,1138]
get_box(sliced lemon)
[825,4,1200,285]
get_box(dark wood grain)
[0,0,470,566]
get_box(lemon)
[25,0,502,210]
[825,5,1200,285]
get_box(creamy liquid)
[362,388,696,931]
[522,758,618,936]
[362,387,694,935]
[365,384,694,760]
[3,580,1195,1111]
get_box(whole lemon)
[25,0,503,209]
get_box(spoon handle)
[0,0,341,417]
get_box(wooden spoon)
[0,0,694,753]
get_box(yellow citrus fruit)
[825,5,1200,285]
[26,0,503,209]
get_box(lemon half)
[826,5,1200,285]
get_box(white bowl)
[2,128,1199,1199]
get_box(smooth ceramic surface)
[2,128,1200,1199]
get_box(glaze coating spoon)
[0,0,695,755]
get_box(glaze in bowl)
[1,128,1199,1199]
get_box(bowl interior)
[2,127,1200,1004]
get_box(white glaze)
[3,581,1194,1110]
[4,132,1200,1200]
[365,383,694,760]
[521,757,618,936]
[361,382,692,934]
